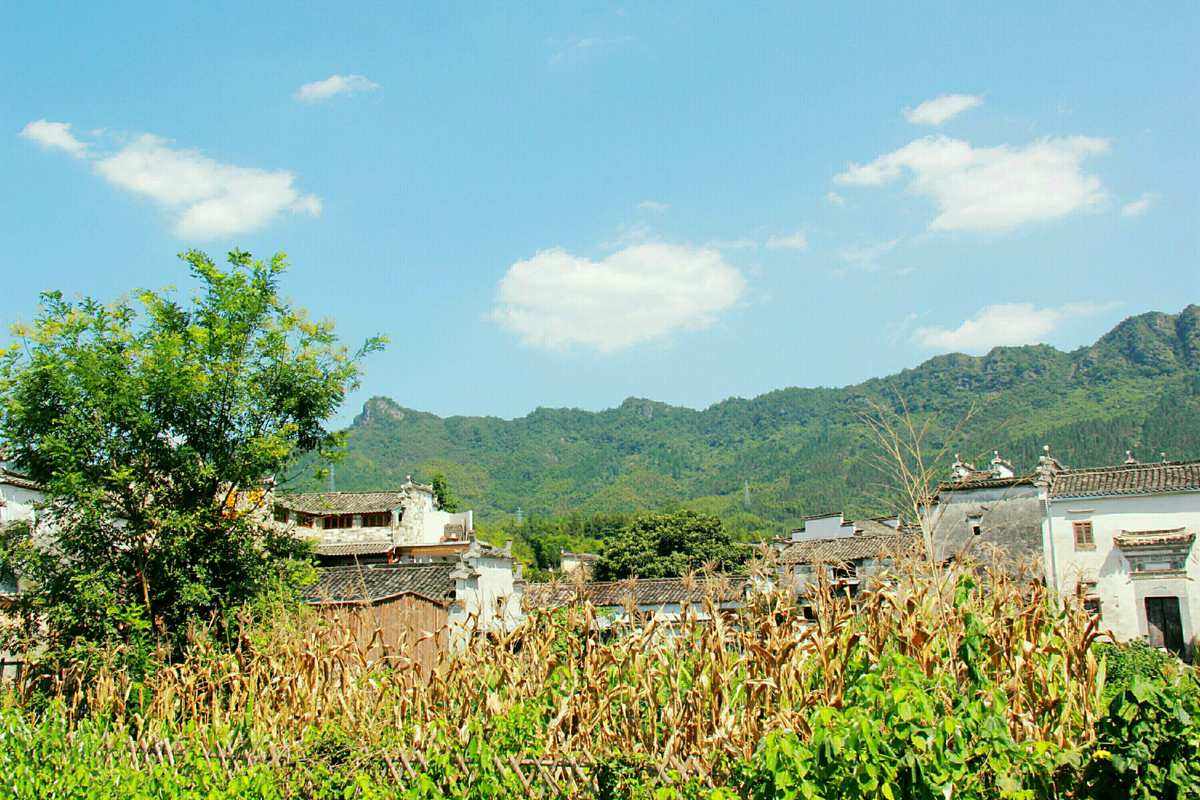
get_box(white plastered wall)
[1046,491,1200,646]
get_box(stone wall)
[929,483,1045,568]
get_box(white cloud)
[706,238,758,250]
[92,135,321,238]
[765,231,808,250]
[19,119,88,158]
[491,243,746,352]
[1120,192,1157,217]
[825,191,846,207]
[839,237,900,266]
[903,94,983,126]
[294,74,380,103]
[549,34,634,65]
[22,121,321,238]
[601,221,655,249]
[835,135,1109,232]
[637,199,669,213]
[913,301,1116,353]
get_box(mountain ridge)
[292,305,1200,535]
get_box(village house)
[273,476,476,564]
[0,463,44,678]
[1042,455,1200,660]
[558,550,598,578]
[277,478,527,659]
[772,513,917,600]
[523,574,749,626]
[928,451,1045,568]
[303,539,525,665]
[0,463,44,598]
[931,448,1200,660]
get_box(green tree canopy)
[430,473,459,512]
[0,249,383,668]
[592,509,745,581]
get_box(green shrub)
[1082,672,1200,800]
[734,650,1075,800]
[1095,640,1177,701]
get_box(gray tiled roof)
[777,531,919,565]
[277,491,407,515]
[937,474,1036,493]
[1050,461,1200,499]
[0,468,42,492]
[304,563,456,605]
[1113,528,1195,549]
[524,575,747,610]
[314,540,396,557]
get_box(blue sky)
[2,2,1197,423]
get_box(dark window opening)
[1080,581,1101,618]
[361,511,391,528]
[1073,521,1094,549]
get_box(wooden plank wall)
[318,595,450,672]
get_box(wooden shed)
[304,562,457,670]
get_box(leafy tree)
[0,250,383,669]
[430,472,459,512]
[593,509,745,581]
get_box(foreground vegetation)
[3,555,1197,799]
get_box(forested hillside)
[288,305,1200,537]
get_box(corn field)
[2,552,1198,799]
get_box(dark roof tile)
[277,491,407,515]
[777,531,919,565]
[1113,528,1195,549]
[937,474,1036,493]
[314,540,396,557]
[1050,461,1200,498]
[0,468,42,492]
[304,563,456,605]
[524,575,747,610]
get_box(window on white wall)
[1073,521,1094,550]
[1080,580,1101,617]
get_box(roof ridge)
[318,562,452,573]
[1060,459,1200,474]
[532,574,739,588]
[282,488,407,495]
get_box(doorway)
[1145,596,1186,658]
